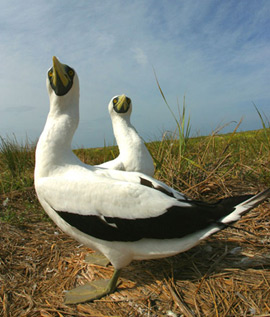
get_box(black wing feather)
[53,195,251,242]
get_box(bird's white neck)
[35,97,79,178]
[111,115,142,155]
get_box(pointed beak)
[52,56,69,87]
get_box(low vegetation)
[0,108,270,315]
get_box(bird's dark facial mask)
[113,95,131,113]
[48,62,75,96]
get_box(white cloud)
[132,47,148,65]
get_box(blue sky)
[0,0,269,148]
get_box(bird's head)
[46,56,79,107]
[108,95,132,117]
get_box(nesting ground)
[1,186,270,317]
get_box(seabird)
[35,57,270,304]
[97,95,155,176]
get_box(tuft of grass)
[0,135,35,194]
[154,70,191,156]
[152,71,193,177]
[253,102,270,150]
[0,135,35,177]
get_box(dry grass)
[1,189,270,316]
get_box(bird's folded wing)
[36,175,187,220]
[36,175,226,242]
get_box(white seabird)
[35,57,270,304]
[97,95,155,176]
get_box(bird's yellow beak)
[52,56,69,87]
[115,95,129,112]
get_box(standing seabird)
[97,95,155,176]
[35,57,270,304]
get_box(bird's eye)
[68,70,74,76]
[113,98,118,104]
[48,70,53,77]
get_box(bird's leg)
[84,252,110,266]
[106,268,121,292]
[64,269,121,304]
